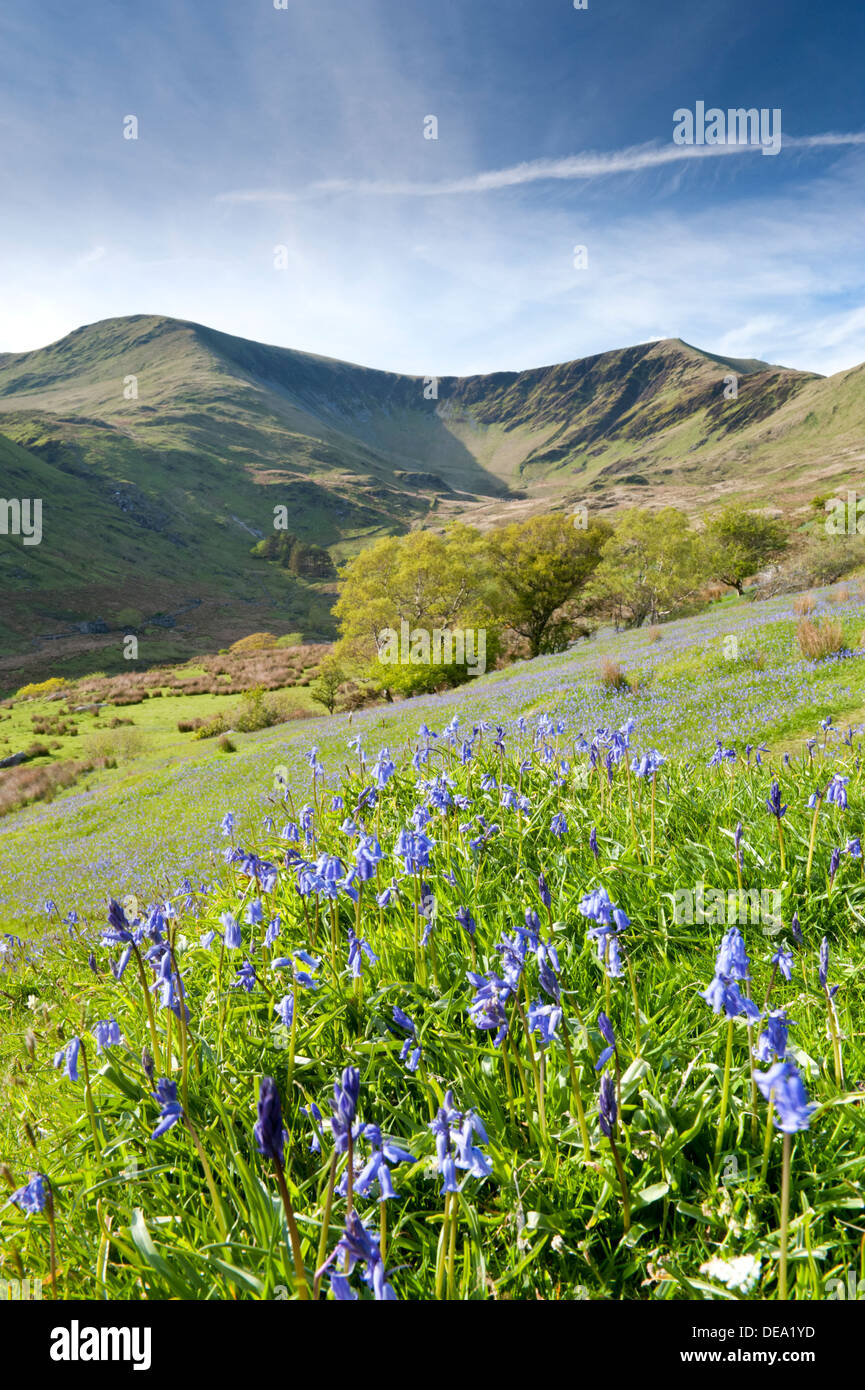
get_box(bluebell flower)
[10,1173,48,1215]
[467,970,511,1047]
[430,1091,490,1192]
[550,813,568,838]
[232,959,257,993]
[765,781,788,820]
[347,927,378,979]
[829,847,842,883]
[528,1000,562,1047]
[455,905,476,937]
[826,774,849,810]
[245,899,263,926]
[53,1036,80,1082]
[700,974,760,1020]
[589,826,599,858]
[376,882,400,908]
[599,1072,617,1138]
[151,1078,183,1139]
[342,1123,414,1202]
[104,898,134,944]
[323,1211,396,1300]
[538,873,551,909]
[220,813,235,837]
[754,1060,816,1132]
[708,740,736,767]
[846,837,862,858]
[716,926,751,982]
[264,915,282,948]
[630,749,665,778]
[92,1018,121,1053]
[594,1011,617,1071]
[371,748,396,788]
[395,828,434,874]
[392,1005,421,1071]
[221,912,241,950]
[274,995,294,1029]
[791,911,804,948]
[254,1076,286,1164]
[819,937,839,997]
[754,1010,795,1064]
[330,1066,361,1153]
[771,942,794,982]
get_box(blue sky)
[1,0,865,375]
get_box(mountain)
[0,313,862,686]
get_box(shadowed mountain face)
[0,312,862,684]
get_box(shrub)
[796,616,845,661]
[598,658,630,692]
[15,677,67,700]
[229,633,279,653]
[832,586,851,604]
[647,626,662,644]
[793,594,816,615]
[217,734,236,753]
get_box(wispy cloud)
[218,131,865,204]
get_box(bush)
[796,616,845,661]
[598,658,630,692]
[229,633,279,653]
[15,677,67,700]
[793,594,816,615]
[84,728,145,764]
[217,734,236,753]
[647,626,662,644]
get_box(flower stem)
[779,1133,792,1300]
[714,1018,734,1165]
[608,1134,631,1232]
[273,1156,310,1300]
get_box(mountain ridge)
[0,313,861,685]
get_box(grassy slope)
[1,581,864,936]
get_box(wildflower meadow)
[3,699,864,1307]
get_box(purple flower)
[819,937,839,997]
[10,1173,47,1215]
[528,1000,562,1047]
[550,813,568,838]
[594,1011,617,1071]
[254,1076,286,1164]
[538,873,551,909]
[599,1073,617,1138]
[715,926,750,982]
[92,1018,122,1053]
[700,975,760,1020]
[754,1060,816,1133]
[53,1036,80,1082]
[771,942,794,983]
[455,905,476,937]
[330,1066,361,1153]
[826,774,849,810]
[754,1009,795,1064]
[765,781,788,820]
[151,1078,183,1139]
[392,1006,421,1071]
[221,912,242,950]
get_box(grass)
[1,580,864,1301]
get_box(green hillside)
[1,314,862,685]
